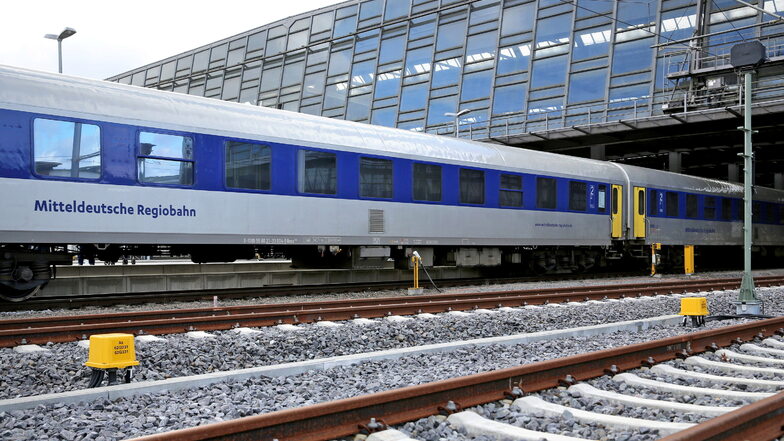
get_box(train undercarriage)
[3,242,782,302]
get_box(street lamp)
[445,109,471,138]
[44,27,77,74]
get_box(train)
[1,65,783,301]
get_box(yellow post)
[650,243,661,276]
[684,245,695,275]
[412,255,420,289]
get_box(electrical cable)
[419,262,442,293]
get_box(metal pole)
[454,118,459,138]
[57,39,63,74]
[735,70,761,315]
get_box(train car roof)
[0,64,623,181]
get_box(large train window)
[704,196,716,219]
[536,177,557,209]
[413,163,442,201]
[33,118,101,179]
[721,198,732,220]
[360,157,393,199]
[686,194,698,218]
[499,174,523,207]
[138,132,193,186]
[666,192,679,217]
[298,150,336,194]
[568,181,587,211]
[225,141,270,191]
[460,169,485,205]
[597,184,607,213]
[648,189,658,216]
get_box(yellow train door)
[611,184,623,239]
[634,187,646,238]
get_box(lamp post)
[44,27,77,74]
[445,109,471,138]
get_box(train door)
[634,187,646,238]
[611,184,623,239]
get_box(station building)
[109,0,784,187]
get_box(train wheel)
[0,284,41,302]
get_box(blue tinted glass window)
[568,68,607,103]
[501,3,535,36]
[427,95,458,125]
[303,72,326,97]
[410,15,436,40]
[347,94,372,121]
[351,60,376,88]
[379,35,406,64]
[617,1,655,29]
[492,83,526,114]
[611,37,654,75]
[282,61,305,87]
[708,17,756,48]
[360,0,382,19]
[400,83,428,111]
[461,70,493,101]
[328,49,353,76]
[324,82,348,108]
[528,96,564,116]
[466,32,497,63]
[659,7,696,43]
[576,0,613,18]
[34,119,101,179]
[470,3,500,25]
[385,0,409,20]
[536,14,572,48]
[573,27,611,60]
[374,70,401,98]
[609,83,650,107]
[405,47,433,76]
[531,55,568,89]
[334,16,357,38]
[371,107,397,127]
[432,58,462,87]
[497,43,531,74]
[436,20,467,51]
[355,31,379,53]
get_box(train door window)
[138,131,193,185]
[413,163,441,201]
[637,189,645,215]
[536,177,557,209]
[499,174,523,207]
[225,141,271,191]
[666,192,679,217]
[648,189,658,216]
[298,150,336,194]
[686,194,698,218]
[33,118,101,179]
[611,186,619,214]
[360,157,393,199]
[704,196,716,219]
[568,181,587,211]
[460,169,485,205]
[597,184,607,213]
[721,198,732,220]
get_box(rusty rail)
[2,276,782,347]
[129,316,784,441]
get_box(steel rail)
[129,316,784,441]
[2,276,783,347]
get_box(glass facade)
[110,0,784,138]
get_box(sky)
[0,0,344,80]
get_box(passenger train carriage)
[0,65,783,300]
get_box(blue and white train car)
[0,65,782,300]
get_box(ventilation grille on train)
[368,209,385,233]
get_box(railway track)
[128,316,784,441]
[2,275,783,348]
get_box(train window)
[648,189,658,216]
[704,196,716,220]
[460,169,485,205]
[666,192,679,217]
[499,174,523,207]
[298,150,337,194]
[721,198,732,220]
[686,194,698,218]
[568,181,587,211]
[33,118,101,179]
[225,141,271,191]
[597,184,607,213]
[612,187,618,214]
[536,177,557,209]
[138,132,194,186]
[412,163,442,201]
[637,189,645,215]
[360,157,393,199]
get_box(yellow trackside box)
[679,297,708,316]
[84,333,139,370]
